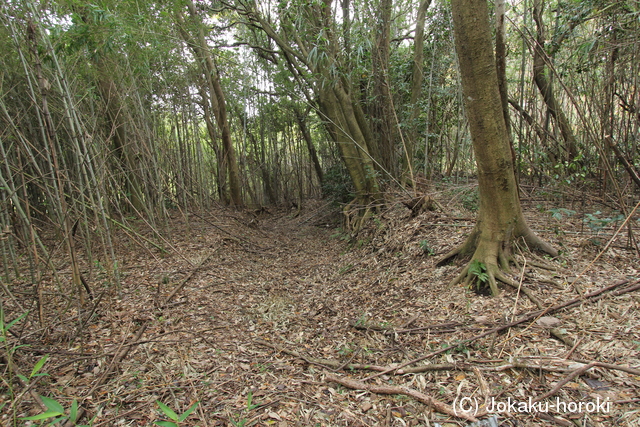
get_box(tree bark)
[407,0,432,180]
[237,0,381,211]
[295,107,324,185]
[441,0,557,296]
[318,84,380,202]
[532,0,578,162]
[179,0,243,207]
[371,0,396,177]
[198,84,229,204]
[495,0,517,173]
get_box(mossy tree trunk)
[317,82,381,204]
[440,0,558,296]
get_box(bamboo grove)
[1,0,639,297]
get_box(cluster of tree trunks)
[177,0,242,207]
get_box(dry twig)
[363,278,638,381]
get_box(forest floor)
[2,182,640,427]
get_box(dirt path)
[8,199,640,426]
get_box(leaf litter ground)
[2,184,640,427]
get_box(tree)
[176,0,243,207]
[406,0,431,182]
[370,0,396,178]
[438,0,557,296]
[532,0,579,164]
[229,1,382,203]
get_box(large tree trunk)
[209,59,243,207]
[198,84,229,204]
[237,0,381,222]
[318,84,381,202]
[440,0,557,296]
[495,0,510,139]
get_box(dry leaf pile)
[1,185,639,426]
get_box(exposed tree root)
[438,226,558,297]
[343,198,376,234]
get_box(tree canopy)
[1,0,640,424]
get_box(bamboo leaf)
[30,354,49,379]
[178,401,199,422]
[156,400,179,421]
[20,410,64,421]
[41,395,65,414]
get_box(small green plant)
[17,354,49,384]
[553,153,587,184]
[355,237,370,248]
[337,344,353,356]
[1,307,38,420]
[155,400,199,427]
[584,211,624,234]
[0,308,28,349]
[230,392,260,427]
[455,341,471,355]
[93,260,105,272]
[354,313,368,327]
[257,363,272,373]
[331,228,351,242]
[461,188,479,212]
[469,260,488,285]
[548,208,576,221]
[20,397,91,426]
[419,239,435,256]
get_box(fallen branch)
[574,360,640,377]
[503,280,544,309]
[255,338,389,372]
[351,319,464,335]
[256,338,597,377]
[325,373,480,423]
[363,278,638,381]
[161,251,215,308]
[532,362,597,403]
[188,210,271,253]
[257,338,482,375]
